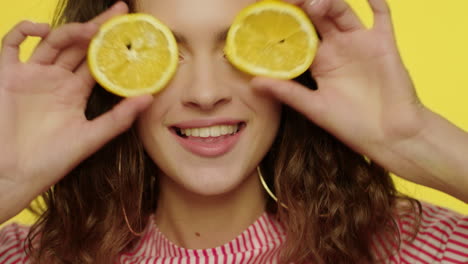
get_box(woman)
[0,0,467,263]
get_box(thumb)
[251,76,326,124]
[80,95,153,155]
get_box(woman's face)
[136,0,281,196]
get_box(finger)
[80,95,153,155]
[54,1,129,71]
[29,23,98,65]
[368,0,393,32]
[54,39,92,71]
[283,0,336,35]
[89,1,129,25]
[251,77,326,124]
[74,59,95,88]
[0,21,50,64]
[303,0,365,36]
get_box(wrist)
[0,174,39,224]
[382,107,468,202]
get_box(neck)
[154,171,266,249]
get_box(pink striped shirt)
[1,203,467,263]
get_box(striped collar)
[121,212,286,260]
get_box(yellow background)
[0,0,467,226]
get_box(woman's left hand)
[252,0,423,170]
[251,0,468,201]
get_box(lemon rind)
[225,1,319,80]
[88,13,179,97]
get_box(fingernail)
[309,0,321,6]
[111,1,123,9]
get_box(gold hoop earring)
[122,205,144,236]
[118,149,144,236]
[257,166,288,209]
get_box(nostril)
[183,96,232,110]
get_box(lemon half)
[225,0,319,79]
[88,14,178,97]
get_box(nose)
[181,55,232,111]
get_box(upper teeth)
[180,124,239,137]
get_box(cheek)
[266,100,282,122]
[137,80,181,128]
[249,97,282,151]
[136,94,170,145]
[265,102,282,140]
[247,92,282,127]
[138,101,159,132]
[262,98,282,138]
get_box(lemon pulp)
[88,14,178,97]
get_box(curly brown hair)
[25,0,421,263]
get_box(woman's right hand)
[0,2,153,223]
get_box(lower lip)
[172,129,243,157]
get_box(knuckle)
[2,21,50,49]
[42,36,61,51]
[284,82,300,97]
[64,22,86,34]
[60,23,89,41]
[1,21,30,46]
[16,20,34,30]
[45,23,83,48]
[109,109,127,133]
[64,22,82,29]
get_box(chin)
[161,164,254,197]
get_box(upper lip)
[170,118,245,129]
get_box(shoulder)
[0,223,31,263]
[398,202,467,263]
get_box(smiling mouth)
[172,122,246,139]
